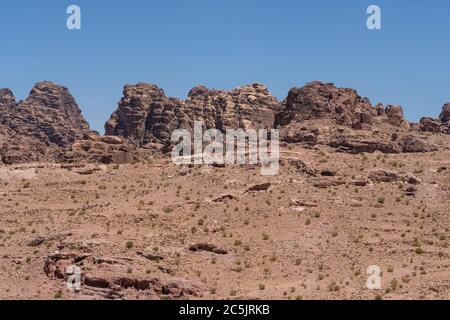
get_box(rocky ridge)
[105,82,278,149]
[1,81,448,165]
[419,103,450,134]
[0,82,91,164]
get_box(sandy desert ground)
[1,143,449,300]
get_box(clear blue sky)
[1,0,449,132]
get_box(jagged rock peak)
[0,81,91,164]
[105,82,279,147]
[440,103,450,123]
[275,81,376,129]
[122,82,167,100]
[0,88,16,107]
[419,102,450,134]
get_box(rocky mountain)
[273,82,440,154]
[0,82,91,164]
[274,81,414,131]
[105,83,191,149]
[105,83,279,149]
[1,80,448,165]
[274,81,375,129]
[105,81,442,155]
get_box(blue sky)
[1,0,449,132]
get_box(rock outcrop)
[1,80,446,166]
[385,105,410,128]
[44,253,204,299]
[0,89,16,109]
[64,132,154,164]
[274,81,376,130]
[105,83,190,148]
[106,81,438,155]
[186,83,278,131]
[419,103,450,134]
[105,82,278,149]
[420,117,442,133]
[272,82,438,153]
[440,103,450,123]
[0,82,91,164]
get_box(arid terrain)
[0,81,449,300]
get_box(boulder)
[368,169,401,183]
[420,117,442,133]
[189,243,228,255]
[245,182,271,192]
[398,134,438,153]
[385,105,410,128]
[330,135,402,154]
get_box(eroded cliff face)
[274,81,376,129]
[103,80,445,156]
[1,80,447,165]
[105,83,190,148]
[105,82,279,148]
[0,82,90,164]
[439,103,450,124]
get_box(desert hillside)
[0,81,449,300]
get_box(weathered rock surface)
[368,169,401,183]
[386,105,410,128]
[1,80,447,166]
[419,103,450,134]
[105,83,190,148]
[440,103,450,123]
[64,132,153,164]
[330,133,403,154]
[271,82,440,154]
[44,253,205,299]
[105,82,278,149]
[0,82,90,164]
[187,83,278,130]
[189,243,228,255]
[275,81,376,130]
[420,117,443,133]
[398,134,438,153]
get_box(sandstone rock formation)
[186,83,278,131]
[0,89,15,109]
[420,117,442,133]
[272,82,438,153]
[106,81,439,156]
[1,80,446,166]
[105,82,278,149]
[105,83,190,148]
[419,103,450,134]
[64,132,154,164]
[274,81,376,130]
[385,105,410,128]
[44,253,204,299]
[440,103,450,123]
[0,82,90,164]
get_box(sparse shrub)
[125,241,134,249]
